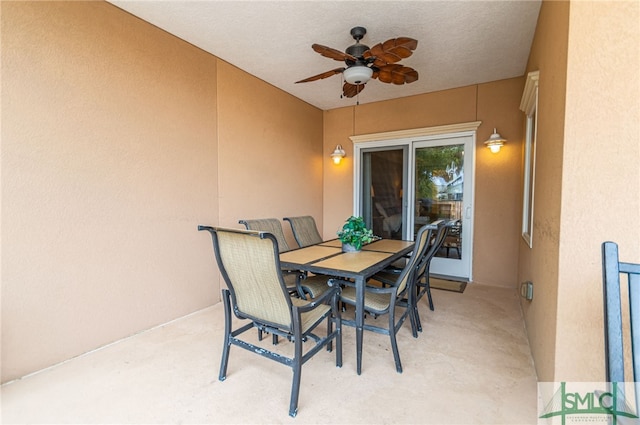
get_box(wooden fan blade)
[295,67,345,83]
[342,82,366,98]
[364,37,418,67]
[312,44,357,62]
[374,64,419,85]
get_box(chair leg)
[289,335,303,417]
[219,289,232,381]
[409,303,419,338]
[414,304,422,334]
[335,314,343,368]
[425,275,435,311]
[388,305,403,374]
[333,294,343,367]
[414,284,424,333]
[257,329,279,345]
[407,291,419,337]
[327,314,334,352]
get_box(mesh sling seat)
[602,241,640,414]
[283,216,323,247]
[239,218,330,299]
[198,226,342,417]
[328,224,433,373]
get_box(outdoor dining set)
[198,216,451,417]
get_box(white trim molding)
[520,70,539,248]
[349,121,482,144]
[520,70,540,115]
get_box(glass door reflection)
[414,144,464,259]
[361,148,407,240]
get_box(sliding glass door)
[413,136,474,279]
[360,147,408,240]
[354,129,475,281]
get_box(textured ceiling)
[108,1,541,111]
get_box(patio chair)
[328,223,433,373]
[602,241,640,413]
[414,220,449,313]
[283,215,323,247]
[442,220,461,258]
[198,226,342,417]
[239,218,292,251]
[239,218,329,299]
[370,220,447,319]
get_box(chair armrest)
[294,285,342,313]
[368,271,399,286]
[328,278,397,295]
[328,278,360,290]
[282,268,304,277]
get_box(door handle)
[465,206,471,219]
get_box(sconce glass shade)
[330,144,346,164]
[484,128,507,153]
[343,66,373,85]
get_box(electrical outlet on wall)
[520,281,533,301]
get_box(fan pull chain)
[352,105,355,136]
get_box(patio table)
[279,238,414,375]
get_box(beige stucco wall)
[216,60,324,245]
[520,0,640,382]
[554,0,640,381]
[1,1,323,383]
[518,0,569,383]
[323,80,525,288]
[1,1,220,383]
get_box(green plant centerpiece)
[337,216,375,252]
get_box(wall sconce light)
[330,144,346,164]
[484,128,507,153]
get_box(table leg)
[355,275,365,375]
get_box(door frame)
[351,121,480,281]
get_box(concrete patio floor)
[2,282,538,424]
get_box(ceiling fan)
[296,26,419,99]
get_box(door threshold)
[431,273,470,283]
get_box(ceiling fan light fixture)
[343,66,373,85]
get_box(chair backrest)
[283,216,323,247]
[603,241,640,387]
[415,220,448,279]
[204,226,294,329]
[239,218,290,252]
[394,224,434,295]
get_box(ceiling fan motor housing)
[345,26,370,66]
[345,43,370,64]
